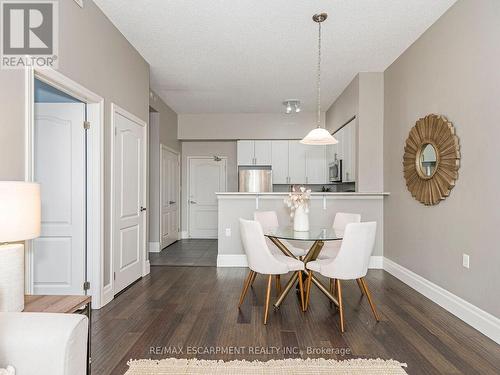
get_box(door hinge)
[114,127,117,136]
[83,281,91,291]
[113,272,116,281]
[83,121,91,130]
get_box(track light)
[283,100,301,114]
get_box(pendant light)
[300,13,338,145]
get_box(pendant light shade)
[300,127,338,145]
[301,12,338,146]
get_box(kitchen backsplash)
[273,182,356,193]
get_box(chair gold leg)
[356,279,365,296]
[336,280,345,333]
[297,271,305,311]
[329,278,335,307]
[305,271,313,311]
[360,277,380,322]
[238,271,254,307]
[264,275,273,324]
[250,271,257,288]
[275,275,281,296]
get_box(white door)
[113,111,146,294]
[288,141,307,184]
[33,103,86,295]
[306,145,327,184]
[271,140,289,184]
[237,140,254,165]
[160,146,179,249]
[254,141,272,165]
[189,157,227,238]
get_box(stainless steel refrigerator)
[238,166,273,192]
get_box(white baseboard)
[148,242,160,253]
[181,231,189,239]
[217,254,248,267]
[101,284,114,307]
[384,257,500,345]
[369,256,383,269]
[217,255,383,269]
[143,260,151,277]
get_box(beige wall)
[325,73,384,192]
[0,0,150,288]
[178,112,325,140]
[149,90,180,152]
[384,0,500,317]
[358,73,384,192]
[148,92,180,246]
[181,141,237,232]
[325,75,359,134]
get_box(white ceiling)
[94,0,456,114]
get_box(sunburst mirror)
[403,114,460,205]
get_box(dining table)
[264,226,343,310]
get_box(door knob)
[169,201,175,204]
[140,206,147,212]
[189,200,197,204]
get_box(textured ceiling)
[94,0,456,114]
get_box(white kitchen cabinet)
[330,122,356,182]
[305,145,327,184]
[237,140,272,165]
[237,140,255,165]
[254,140,272,165]
[271,140,289,184]
[343,122,356,182]
[288,141,307,184]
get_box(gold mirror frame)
[403,114,460,205]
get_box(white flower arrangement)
[284,186,311,217]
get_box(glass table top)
[264,226,343,241]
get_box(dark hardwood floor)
[149,239,217,266]
[92,241,500,375]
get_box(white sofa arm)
[0,312,88,375]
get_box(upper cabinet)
[288,141,307,184]
[271,140,289,184]
[237,140,272,165]
[237,140,254,165]
[326,120,356,183]
[254,141,272,165]
[305,145,326,184]
[239,136,354,185]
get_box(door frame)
[187,156,227,238]
[160,144,181,249]
[109,103,149,301]
[24,67,105,308]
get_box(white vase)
[293,205,309,232]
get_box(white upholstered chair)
[239,219,306,324]
[254,211,307,258]
[306,222,380,333]
[254,211,307,293]
[317,212,361,260]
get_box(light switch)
[462,254,470,269]
[225,228,231,237]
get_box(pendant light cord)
[316,20,322,128]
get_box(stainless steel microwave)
[329,159,342,183]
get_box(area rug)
[125,358,408,374]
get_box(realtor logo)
[1,1,58,69]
